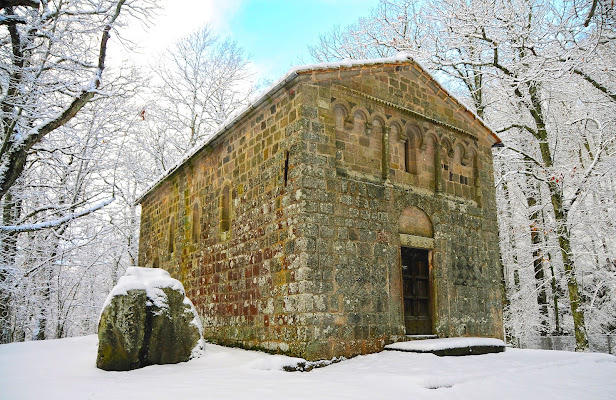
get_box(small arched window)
[192,201,200,243]
[168,216,175,254]
[405,126,421,174]
[220,185,230,232]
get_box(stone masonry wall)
[139,80,320,357]
[286,64,504,359]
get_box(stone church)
[136,54,504,361]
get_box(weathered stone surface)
[97,289,148,371]
[97,267,203,371]
[147,287,203,365]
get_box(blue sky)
[226,0,379,80]
[126,0,379,82]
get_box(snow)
[385,337,506,352]
[101,267,185,312]
[1,335,615,400]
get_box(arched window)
[168,216,175,254]
[405,125,421,174]
[221,185,230,232]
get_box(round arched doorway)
[398,206,434,335]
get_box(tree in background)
[0,16,255,342]
[0,0,152,342]
[141,25,255,173]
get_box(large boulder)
[97,267,203,371]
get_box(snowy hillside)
[1,336,615,400]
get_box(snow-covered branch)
[0,197,113,233]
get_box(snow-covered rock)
[96,267,204,371]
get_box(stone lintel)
[400,234,434,249]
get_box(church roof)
[135,53,500,204]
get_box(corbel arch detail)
[351,107,370,137]
[371,113,389,179]
[453,143,466,165]
[422,131,441,192]
[440,137,454,161]
[388,120,404,141]
[333,101,350,131]
[422,129,439,151]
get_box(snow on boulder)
[96,267,204,371]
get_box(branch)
[567,135,616,210]
[497,124,538,136]
[501,144,544,169]
[0,197,113,232]
[12,197,90,225]
[0,0,127,200]
[34,0,126,139]
[573,68,616,103]
[0,14,25,24]
[20,229,103,278]
[583,0,598,27]
[0,0,39,9]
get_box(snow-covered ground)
[1,335,615,400]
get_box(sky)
[121,0,379,83]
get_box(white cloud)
[113,0,242,66]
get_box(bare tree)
[0,19,256,343]
[0,0,152,342]
[142,25,256,172]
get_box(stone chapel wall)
[287,65,503,358]
[138,80,317,356]
[138,62,504,361]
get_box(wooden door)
[401,247,432,334]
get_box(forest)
[0,0,614,352]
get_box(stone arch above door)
[399,206,433,237]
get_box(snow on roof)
[135,52,499,204]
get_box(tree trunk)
[549,182,588,350]
[527,191,550,335]
[500,178,521,344]
[526,82,588,350]
[0,192,20,343]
